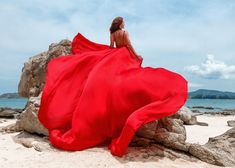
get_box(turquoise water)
[0,98,28,109]
[185,98,235,112]
[0,98,235,112]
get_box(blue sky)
[0,0,235,94]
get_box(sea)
[0,98,235,113]
[0,98,28,109]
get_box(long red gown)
[38,32,188,157]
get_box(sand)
[0,114,234,168]
[185,114,235,145]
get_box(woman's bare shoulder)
[123,30,129,36]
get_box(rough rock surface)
[227,120,235,127]
[171,106,208,126]
[15,39,71,135]
[12,131,53,152]
[15,93,48,136]
[188,127,235,167]
[154,117,190,152]
[0,107,22,118]
[135,116,190,152]
[18,39,71,98]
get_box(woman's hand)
[136,55,143,61]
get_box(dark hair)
[109,16,123,34]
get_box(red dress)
[38,32,188,157]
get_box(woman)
[109,16,143,61]
[38,16,188,157]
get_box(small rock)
[171,106,208,126]
[227,120,235,127]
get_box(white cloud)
[188,82,204,88]
[184,54,235,79]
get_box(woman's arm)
[124,31,142,61]
[109,34,115,48]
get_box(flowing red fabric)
[38,32,188,157]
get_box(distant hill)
[0,92,21,99]
[188,89,235,99]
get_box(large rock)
[15,39,71,135]
[15,92,48,135]
[135,116,189,152]
[154,117,190,151]
[135,115,235,166]
[18,39,71,98]
[189,127,235,167]
[135,106,210,152]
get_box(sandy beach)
[0,114,234,168]
[185,114,235,145]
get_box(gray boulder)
[171,106,208,126]
[0,107,22,118]
[227,120,235,127]
[189,127,235,167]
[18,39,71,98]
[15,39,71,135]
[15,93,48,135]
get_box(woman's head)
[109,16,125,34]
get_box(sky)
[0,0,235,94]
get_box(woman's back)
[110,28,142,61]
[112,29,126,48]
